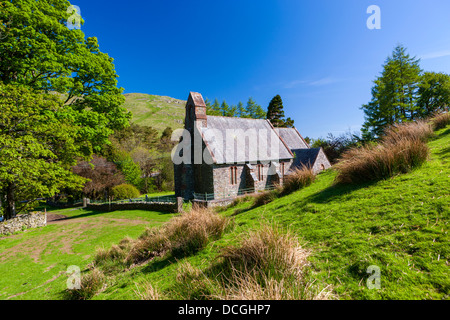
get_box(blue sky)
[73,0,450,139]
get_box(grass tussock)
[335,121,430,184]
[66,268,106,300]
[94,207,232,268]
[280,166,316,196]
[430,111,450,130]
[173,224,333,300]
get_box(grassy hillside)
[76,125,449,300]
[1,126,448,300]
[122,93,186,132]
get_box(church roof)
[200,116,294,164]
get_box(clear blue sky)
[73,0,450,139]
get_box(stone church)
[173,92,331,204]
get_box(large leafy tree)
[0,0,130,219]
[0,0,130,153]
[361,45,422,140]
[0,84,85,219]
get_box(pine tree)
[236,101,247,118]
[211,98,222,116]
[267,95,286,127]
[220,100,236,117]
[246,97,266,119]
[361,45,422,140]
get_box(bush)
[111,184,140,200]
[335,121,430,184]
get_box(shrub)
[111,183,140,200]
[430,112,450,130]
[281,166,315,196]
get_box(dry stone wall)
[0,212,47,235]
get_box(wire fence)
[89,195,178,205]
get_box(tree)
[266,95,294,127]
[236,101,246,118]
[0,0,131,154]
[72,155,125,200]
[361,45,422,140]
[416,72,450,118]
[245,97,266,119]
[209,98,222,116]
[0,0,130,219]
[205,98,222,116]
[220,100,236,117]
[0,84,85,219]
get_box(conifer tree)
[361,45,422,140]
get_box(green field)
[1,127,449,300]
[122,93,186,132]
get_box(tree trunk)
[4,182,16,220]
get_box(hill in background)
[122,93,186,132]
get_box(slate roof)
[274,128,310,150]
[200,116,294,164]
[292,148,321,168]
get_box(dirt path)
[46,213,69,224]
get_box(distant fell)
[122,93,186,132]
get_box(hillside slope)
[91,126,449,300]
[122,93,186,132]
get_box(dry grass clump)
[125,207,232,264]
[171,225,333,300]
[217,224,310,280]
[430,112,450,130]
[335,121,430,184]
[280,166,315,196]
[66,268,106,300]
[252,190,279,207]
[382,120,434,144]
[134,281,162,300]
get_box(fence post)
[177,197,184,213]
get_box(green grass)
[1,127,449,300]
[0,208,175,300]
[121,93,185,133]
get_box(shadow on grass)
[141,255,175,274]
[304,180,376,205]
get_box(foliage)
[0,0,130,218]
[111,184,140,200]
[416,72,450,118]
[0,84,85,219]
[266,94,294,127]
[312,131,362,163]
[361,45,422,140]
[0,0,130,153]
[72,155,125,200]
